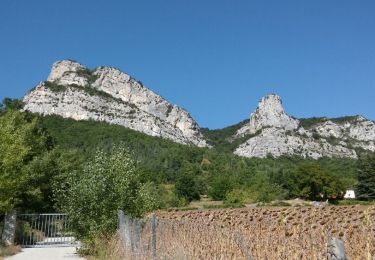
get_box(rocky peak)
[236,94,300,136]
[47,60,89,86]
[23,60,208,147]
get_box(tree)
[292,164,344,200]
[246,171,287,202]
[175,174,201,202]
[356,153,375,200]
[208,175,234,200]
[0,110,52,213]
[54,146,158,243]
[1,98,24,111]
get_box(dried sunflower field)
[118,205,375,259]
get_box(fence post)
[151,213,157,260]
[327,237,347,260]
[1,210,17,246]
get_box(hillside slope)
[40,114,358,188]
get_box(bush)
[208,175,234,200]
[246,172,288,203]
[225,189,247,204]
[175,175,200,202]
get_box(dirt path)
[5,247,84,260]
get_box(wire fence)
[118,210,254,259]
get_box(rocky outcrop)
[234,128,357,159]
[234,94,375,159]
[23,60,207,147]
[236,94,299,137]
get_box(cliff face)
[23,60,208,147]
[233,94,375,159]
[235,95,299,137]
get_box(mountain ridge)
[22,60,375,159]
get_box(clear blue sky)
[1,0,374,129]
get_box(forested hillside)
[41,114,358,202]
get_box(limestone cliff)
[23,60,207,147]
[233,94,374,159]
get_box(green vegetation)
[0,243,21,257]
[54,147,158,251]
[43,81,137,109]
[0,108,54,213]
[299,115,362,129]
[288,164,343,200]
[76,68,99,83]
[299,117,328,129]
[44,81,67,92]
[331,116,359,124]
[201,119,249,152]
[175,174,201,202]
[356,153,375,200]
[37,113,359,203]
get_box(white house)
[344,189,355,199]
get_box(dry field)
[152,205,375,259]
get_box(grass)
[333,199,375,206]
[0,243,21,258]
[87,234,125,260]
[188,197,224,209]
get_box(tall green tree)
[208,175,234,200]
[0,109,52,213]
[175,174,201,202]
[54,146,158,242]
[356,153,375,200]
[291,164,344,200]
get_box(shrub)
[44,81,67,92]
[175,175,201,202]
[225,189,247,204]
[208,175,234,200]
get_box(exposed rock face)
[235,128,357,159]
[47,60,89,86]
[23,60,207,147]
[236,94,299,137]
[234,94,375,159]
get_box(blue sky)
[1,0,374,129]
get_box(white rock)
[233,94,374,159]
[91,67,205,146]
[236,94,299,137]
[314,121,344,138]
[348,117,375,142]
[23,60,208,147]
[234,128,357,159]
[48,60,89,86]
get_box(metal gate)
[15,213,76,247]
